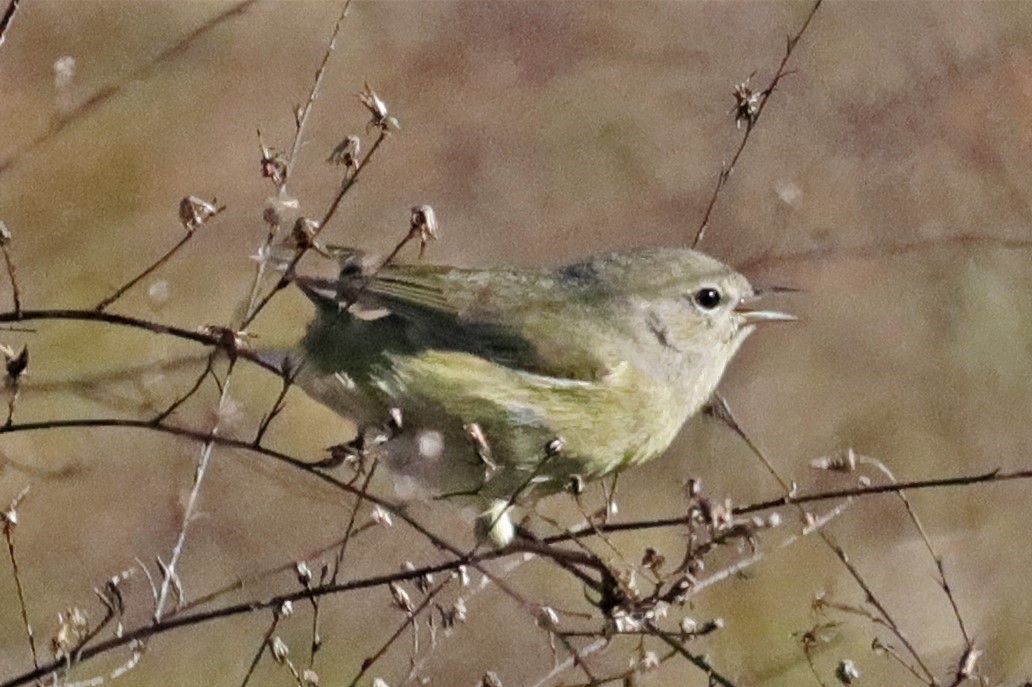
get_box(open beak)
[735,294,796,325]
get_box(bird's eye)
[692,287,722,310]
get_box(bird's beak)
[735,294,796,325]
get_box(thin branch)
[3,409,1028,687]
[431,467,1032,549]
[827,536,935,683]
[346,579,450,687]
[252,359,304,445]
[239,612,282,687]
[95,230,198,312]
[235,0,352,333]
[330,458,379,585]
[711,397,936,684]
[0,0,260,175]
[856,456,972,649]
[0,553,495,687]
[1,244,21,316]
[285,0,354,179]
[0,0,21,50]
[153,358,236,621]
[151,352,218,424]
[0,417,478,573]
[691,0,823,248]
[527,638,609,687]
[2,486,38,673]
[647,622,740,687]
[0,308,280,374]
[2,408,1024,550]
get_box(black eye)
[692,287,722,310]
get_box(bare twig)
[345,579,450,687]
[0,556,484,687]
[854,456,972,649]
[527,638,609,687]
[239,611,282,687]
[0,0,260,175]
[153,358,236,621]
[252,359,304,445]
[94,201,224,312]
[647,622,740,687]
[0,0,21,50]
[2,486,38,672]
[0,308,280,374]
[1,244,21,317]
[235,0,353,335]
[285,0,354,179]
[151,352,219,424]
[691,0,823,248]
[711,396,936,684]
[824,538,934,682]
[329,458,379,585]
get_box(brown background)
[1,1,1031,685]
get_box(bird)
[292,246,792,545]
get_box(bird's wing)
[300,261,624,382]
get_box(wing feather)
[308,261,623,381]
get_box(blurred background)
[1,1,1031,685]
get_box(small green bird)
[294,247,791,544]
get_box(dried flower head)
[291,217,320,249]
[535,606,560,631]
[179,196,221,232]
[1,487,29,531]
[0,221,11,246]
[636,650,660,673]
[958,647,982,680]
[641,547,665,575]
[53,56,77,90]
[359,83,399,133]
[328,134,361,170]
[52,607,89,661]
[200,325,253,357]
[835,660,861,685]
[260,141,289,187]
[388,582,414,614]
[370,505,393,529]
[270,636,289,663]
[732,75,761,129]
[387,406,404,433]
[3,345,28,383]
[408,205,438,259]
